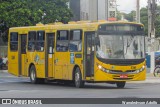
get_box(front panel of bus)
[94,23,146,82]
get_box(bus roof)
[9,21,143,31]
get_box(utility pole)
[136,0,140,23]
[97,0,98,20]
[151,0,156,33]
[149,0,156,38]
[148,0,157,73]
[148,0,152,38]
[148,0,156,38]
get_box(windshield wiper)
[124,36,135,57]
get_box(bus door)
[84,32,95,77]
[46,33,55,78]
[19,34,27,76]
[54,30,69,80]
[8,32,19,76]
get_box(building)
[107,0,117,20]
[70,0,117,21]
[69,0,80,21]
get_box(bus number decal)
[75,54,82,58]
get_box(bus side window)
[56,30,69,52]
[69,30,82,52]
[36,31,45,51]
[10,32,18,51]
[28,31,36,51]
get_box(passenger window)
[10,32,18,51]
[36,31,45,51]
[56,30,69,52]
[69,30,82,52]
[28,31,36,51]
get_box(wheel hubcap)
[75,72,80,84]
[31,70,35,81]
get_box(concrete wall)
[80,0,109,21]
[70,0,117,21]
[88,0,97,21]
[70,0,80,21]
[80,0,89,20]
[98,0,107,20]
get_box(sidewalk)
[0,69,7,72]
[131,73,160,83]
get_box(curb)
[129,76,160,83]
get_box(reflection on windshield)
[96,35,145,59]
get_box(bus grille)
[110,70,136,74]
[110,70,123,74]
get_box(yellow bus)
[8,21,146,88]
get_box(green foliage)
[122,6,160,37]
[123,11,136,22]
[116,10,121,20]
[0,0,73,42]
[140,6,160,37]
[155,6,160,37]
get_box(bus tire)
[29,65,45,84]
[74,67,84,88]
[116,82,126,88]
[153,66,160,77]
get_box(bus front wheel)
[74,67,84,88]
[116,82,126,88]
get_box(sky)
[116,0,148,13]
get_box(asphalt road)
[0,70,160,107]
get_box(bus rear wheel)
[116,82,126,88]
[30,65,44,84]
[74,67,84,88]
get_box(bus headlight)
[98,65,102,69]
[97,64,110,73]
[135,65,145,73]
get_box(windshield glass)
[96,35,145,59]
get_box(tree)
[116,10,121,20]
[121,8,147,35]
[140,6,160,37]
[123,10,136,22]
[121,6,160,37]
[155,6,160,37]
[0,0,73,42]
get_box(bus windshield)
[96,34,145,59]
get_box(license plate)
[120,74,128,78]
